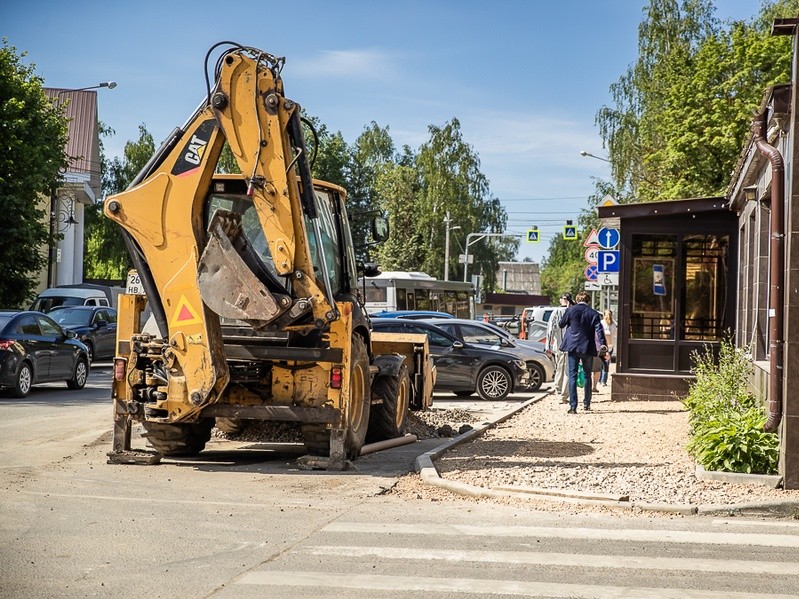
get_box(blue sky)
[4,0,759,265]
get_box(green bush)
[683,340,779,474]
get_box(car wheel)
[11,362,33,398]
[66,358,88,390]
[526,363,545,392]
[476,365,511,401]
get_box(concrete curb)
[413,392,799,518]
[695,464,783,488]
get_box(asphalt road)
[2,369,798,598]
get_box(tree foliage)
[308,117,512,293]
[542,1,798,299]
[0,40,69,307]
[84,123,154,280]
[597,0,797,201]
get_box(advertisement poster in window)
[633,258,674,315]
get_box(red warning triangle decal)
[170,295,203,327]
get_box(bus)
[359,271,474,318]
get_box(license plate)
[126,271,144,295]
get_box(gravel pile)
[405,388,799,509]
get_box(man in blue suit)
[559,291,606,413]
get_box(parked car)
[49,306,117,361]
[0,310,90,397]
[369,310,456,320]
[30,284,124,313]
[371,318,529,400]
[524,320,549,344]
[420,318,554,392]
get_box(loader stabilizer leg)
[107,395,162,465]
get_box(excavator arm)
[104,45,338,418]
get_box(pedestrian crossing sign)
[563,225,577,240]
[527,229,540,243]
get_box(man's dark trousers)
[567,352,594,410]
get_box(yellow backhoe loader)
[104,43,433,469]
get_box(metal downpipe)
[752,110,785,433]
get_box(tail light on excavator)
[330,366,343,389]
[114,358,127,382]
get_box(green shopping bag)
[576,363,585,388]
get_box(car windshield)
[51,310,92,326]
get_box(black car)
[421,318,554,392]
[371,318,529,400]
[0,310,90,397]
[49,306,117,361]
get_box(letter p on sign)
[597,250,619,273]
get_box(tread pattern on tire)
[141,419,214,455]
[344,334,370,460]
[367,364,409,443]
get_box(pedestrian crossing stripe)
[170,294,203,327]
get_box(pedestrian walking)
[600,309,617,386]
[559,291,606,413]
[545,293,574,403]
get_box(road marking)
[322,522,799,548]
[236,571,796,598]
[295,544,799,575]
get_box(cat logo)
[183,134,207,165]
[171,119,217,176]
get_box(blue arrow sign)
[597,250,620,273]
[598,227,620,249]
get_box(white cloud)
[291,49,397,80]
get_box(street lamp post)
[580,150,611,163]
[462,232,523,283]
[443,211,460,281]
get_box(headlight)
[513,359,527,370]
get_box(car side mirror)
[66,330,78,339]
[95,320,108,328]
[452,340,464,350]
[500,338,512,347]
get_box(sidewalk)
[411,375,799,517]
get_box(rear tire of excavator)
[344,334,370,459]
[141,418,214,456]
[302,334,371,459]
[366,363,409,443]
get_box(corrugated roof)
[44,88,101,194]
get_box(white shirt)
[602,320,617,348]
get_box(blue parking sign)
[597,250,620,273]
